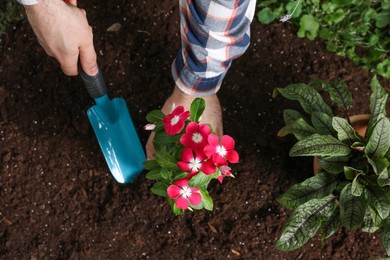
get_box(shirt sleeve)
[172,0,256,96]
[16,0,41,5]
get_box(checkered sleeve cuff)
[172,0,256,96]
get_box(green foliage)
[144,98,220,215]
[0,2,24,36]
[256,0,390,78]
[274,77,390,256]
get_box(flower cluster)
[144,98,239,215]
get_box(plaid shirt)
[172,0,256,96]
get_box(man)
[17,0,256,159]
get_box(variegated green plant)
[273,76,390,256]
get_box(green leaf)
[274,195,337,251]
[319,80,352,112]
[151,181,169,197]
[146,110,165,123]
[332,117,360,144]
[173,171,189,181]
[278,118,316,140]
[188,172,213,188]
[283,109,304,125]
[378,170,390,187]
[169,199,184,215]
[351,174,364,196]
[339,184,367,229]
[257,7,276,24]
[382,216,390,256]
[318,155,350,174]
[329,9,346,24]
[365,115,390,158]
[200,189,213,211]
[286,0,302,18]
[331,0,352,5]
[311,112,335,135]
[344,166,363,181]
[274,84,333,116]
[190,98,205,122]
[376,10,390,28]
[189,200,204,210]
[145,169,164,180]
[377,59,390,78]
[256,0,277,8]
[155,152,178,171]
[367,76,388,137]
[367,157,389,176]
[144,159,160,171]
[160,168,170,180]
[361,207,380,233]
[153,132,180,145]
[365,184,390,220]
[277,172,338,210]
[321,207,340,239]
[290,134,351,157]
[297,15,319,40]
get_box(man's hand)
[145,86,223,159]
[24,0,98,76]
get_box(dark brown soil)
[1,0,389,259]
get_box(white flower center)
[192,133,202,143]
[170,115,180,125]
[180,186,192,198]
[189,158,202,171]
[217,145,226,156]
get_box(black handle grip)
[79,65,108,99]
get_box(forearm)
[172,0,256,96]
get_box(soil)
[1,1,390,259]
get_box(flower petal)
[200,159,216,175]
[203,144,216,158]
[217,175,224,183]
[186,122,198,134]
[144,123,156,130]
[180,133,192,147]
[180,111,190,121]
[172,106,184,115]
[175,196,189,209]
[221,135,235,150]
[199,124,211,136]
[213,154,228,166]
[181,148,194,162]
[207,134,220,147]
[178,161,191,172]
[226,150,239,163]
[175,178,188,188]
[188,192,202,206]
[167,185,181,199]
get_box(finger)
[146,133,156,160]
[80,8,87,16]
[60,54,79,76]
[79,36,98,76]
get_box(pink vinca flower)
[218,165,233,183]
[167,179,202,210]
[177,148,216,179]
[204,134,239,166]
[162,106,190,135]
[180,122,211,151]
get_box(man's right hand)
[24,0,98,76]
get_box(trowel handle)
[79,65,108,99]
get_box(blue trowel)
[79,66,146,184]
